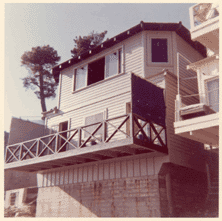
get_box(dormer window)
[73,48,123,91]
[151,38,168,63]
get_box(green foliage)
[71,30,107,58]
[21,45,61,113]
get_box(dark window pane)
[152,39,168,62]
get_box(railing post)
[36,139,40,157]
[130,113,134,138]
[175,94,182,122]
[78,128,82,148]
[102,120,106,143]
[19,145,22,160]
[55,133,59,152]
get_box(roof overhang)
[53,21,207,83]
[187,54,219,71]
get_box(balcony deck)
[189,3,219,52]
[5,113,167,172]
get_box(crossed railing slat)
[5,113,167,164]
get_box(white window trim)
[204,76,219,110]
[72,65,88,92]
[82,108,108,141]
[50,118,71,134]
[72,46,124,93]
[83,108,108,125]
[147,33,172,66]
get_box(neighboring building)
[4,20,218,217]
[4,117,46,210]
[174,3,219,214]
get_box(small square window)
[152,39,168,63]
[10,192,17,206]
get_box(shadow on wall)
[36,175,162,217]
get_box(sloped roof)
[52,21,206,83]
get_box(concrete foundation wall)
[36,175,160,217]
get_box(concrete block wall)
[36,154,169,217]
[36,175,161,217]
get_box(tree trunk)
[39,72,47,113]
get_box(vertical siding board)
[73,168,78,183]
[60,170,64,185]
[78,167,83,183]
[55,171,60,185]
[99,164,104,181]
[115,161,121,179]
[110,162,115,179]
[127,160,134,177]
[133,158,140,177]
[64,170,69,185]
[104,163,109,180]
[83,166,88,182]
[93,164,98,181]
[47,172,51,187]
[43,173,47,187]
[88,166,93,182]
[140,158,147,176]
[68,169,73,184]
[121,160,127,178]
[51,172,55,186]
[37,173,43,187]
[147,158,154,175]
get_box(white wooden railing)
[5,113,167,164]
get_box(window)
[84,112,104,138]
[151,39,168,62]
[74,65,87,90]
[58,121,69,152]
[205,77,219,112]
[73,48,123,91]
[10,192,18,206]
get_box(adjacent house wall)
[148,71,206,172]
[5,118,45,191]
[7,117,46,145]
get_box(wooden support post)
[78,128,82,148]
[175,94,181,122]
[102,120,106,143]
[19,145,22,160]
[130,113,134,139]
[55,134,58,152]
[36,139,40,156]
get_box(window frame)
[72,47,124,92]
[83,108,108,140]
[151,38,168,63]
[204,76,219,112]
[147,33,172,66]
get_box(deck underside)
[5,138,167,172]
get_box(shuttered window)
[84,112,104,138]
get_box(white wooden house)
[5,21,217,217]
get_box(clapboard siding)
[60,72,131,111]
[47,88,132,141]
[38,154,169,188]
[58,33,143,110]
[176,34,204,63]
[124,33,143,77]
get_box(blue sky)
[4,3,195,132]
